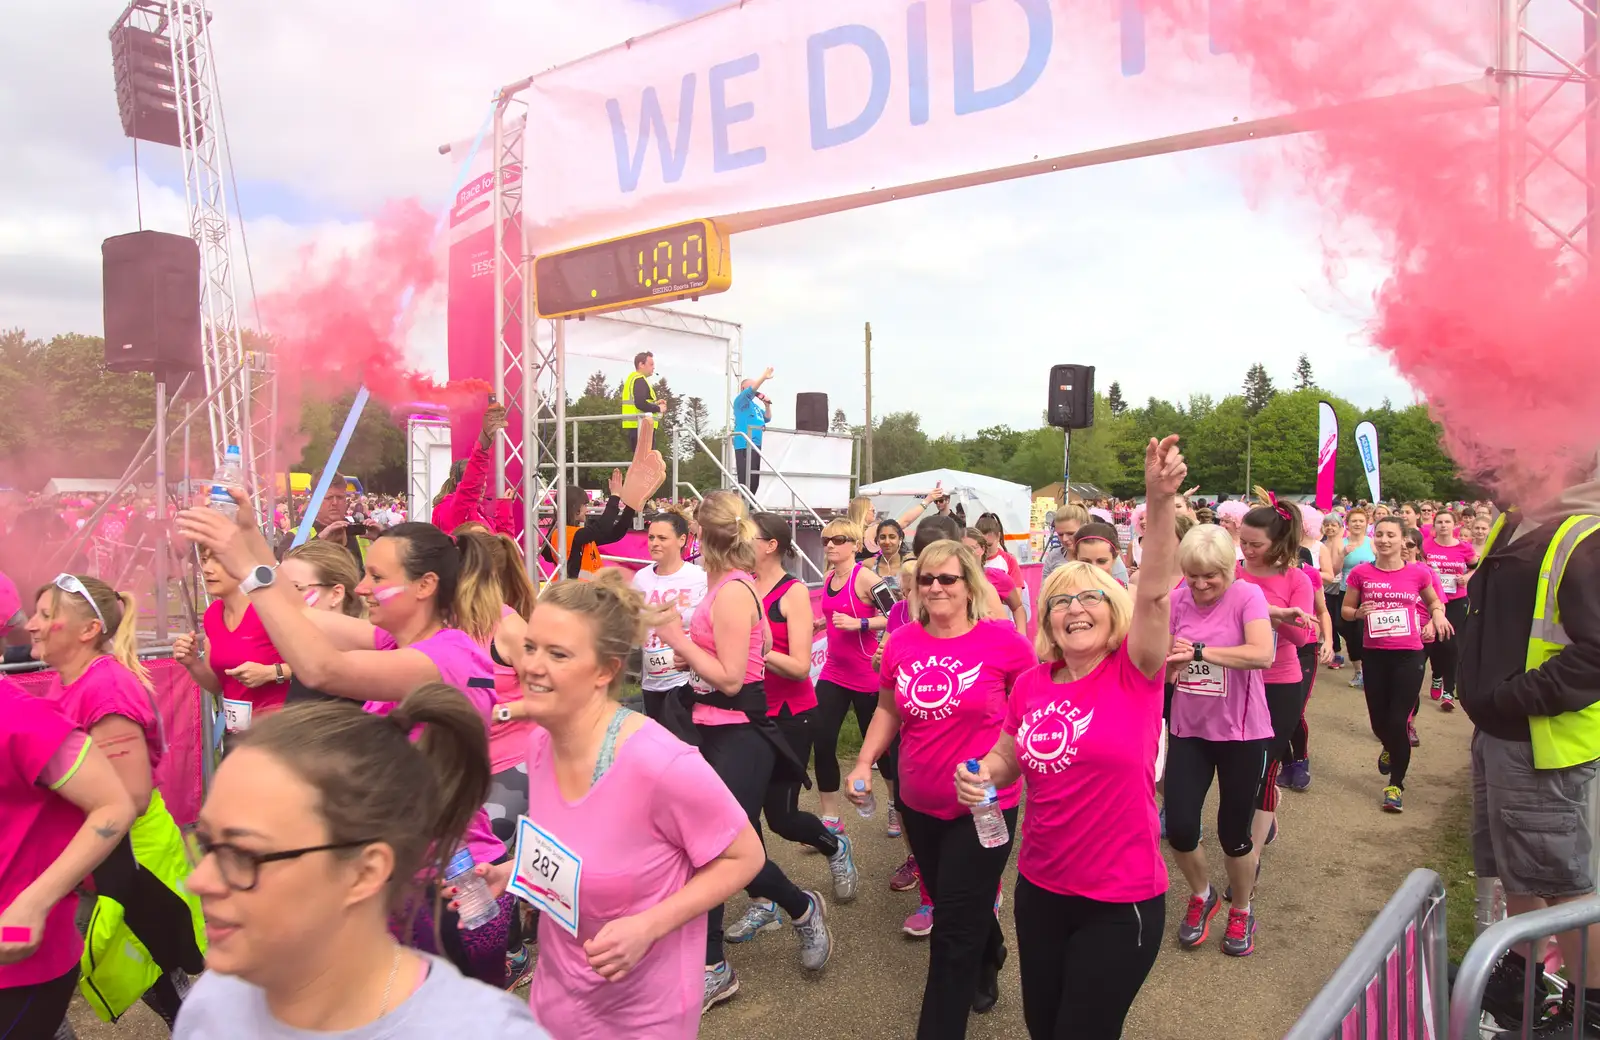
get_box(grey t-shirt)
[173,955,550,1039]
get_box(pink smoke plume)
[1147,0,1600,503]
[259,198,490,454]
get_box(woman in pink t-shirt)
[846,539,1035,1035]
[0,681,134,1038]
[463,571,764,1040]
[962,530,1028,627]
[1422,509,1476,711]
[1234,502,1317,860]
[1342,517,1454,813]
[173,549,289,740]
[957,435,1188,1040]
[647,491,831,1010]
[1164,524,1277,956]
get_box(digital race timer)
[533,218,732,319]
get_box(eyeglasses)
[916,573,964,587]
[823,535,856,547]
[53,574,106,630]
[182,827,378,892]
[1046,590,1110,612]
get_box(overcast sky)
[1,0,1417,438]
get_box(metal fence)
[1286,869,1449,1040]
[1449,897,1600,1040]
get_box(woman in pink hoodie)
[432,404,517,537]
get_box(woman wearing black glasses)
[173,685,548,1038]
[847,539,1035,1036]
[24,573,207,1025]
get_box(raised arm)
[1127,436,1186,678]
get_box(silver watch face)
[251,565,274,586]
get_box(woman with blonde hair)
[848,538,1035,1032]
[648,490,832,1010]
[957,436,1187,1040]
[25,575,207,1024]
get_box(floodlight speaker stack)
[1047,365,1096,430]
[796,393,829,434]
[102,231,203,379]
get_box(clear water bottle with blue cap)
[445,846,499,930]
[208,445,244,519]
[967,759,1009,849]
[852,778,876,818]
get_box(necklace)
[378,946,401,1018]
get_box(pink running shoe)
[903,905,934,938]
[889,855,920,892]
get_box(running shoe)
[1441,693,1457,713]
[1541,988,1600,1038]
[822,816,843,837]
[703,961,739,1013]
[793,891,832,971]
[1381,785,1403,812]
[1408,719,1421,747]
[1482,950,1562,1033]
[725,899,781,943]
[1222,906,1257,957]
[903,904,934,937]
[886,807,903,838]
[1178,888,1221,948]
[1331,653,1346,669]
[1430,677,1444,702]
[1287,759,1312,792]
[505,941,536,989]
[973,944,1007,1014]
[889,854,921,892]
[1349,671,1364,688]
[828,834,859,903]
[1379,749,1391,775]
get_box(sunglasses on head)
[53,573,107,630]
[916,573,963,587]
[823,535,856,547]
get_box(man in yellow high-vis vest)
[1461,471,1600,1034]
[621,351,661,452]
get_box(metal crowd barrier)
[1286,869,1449,1040]
[1449,897,1600,1040]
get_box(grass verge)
[1422,788,1479,962]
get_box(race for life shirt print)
[878,619,1035,820]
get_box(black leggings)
[900,803,1016,1040]
[1286,643,1318,764]
[1257,681,1307,812]
[764,707,839,856]
[1164,735,1269,857]
[1363,648,1427,789]
[1325,589,1344,652]
[91,833,206,977]
[699,723,812,965]
[814,680,895,795]
[0,965,78,1039]
[1339,605,1366,664]
[1014,876,1164,1040]
[1424,598,1469,696]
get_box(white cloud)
[0,0,1415,442]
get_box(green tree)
[1188,396,1251,496]
[1107,381,1127,416]
[565,395,630,488]
[1242,363,1277,416]
[869,412,933,481]
[831,408,850,434]
[1381,459,1434,502]
[1293,353,1315,391]
[583,371,610,398]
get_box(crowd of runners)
[2,411,1505,1040]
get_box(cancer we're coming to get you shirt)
[879,619,1036,820]
[1346,562,1435,652]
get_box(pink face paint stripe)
[372,585,406,604]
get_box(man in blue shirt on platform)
[733,366,774,493]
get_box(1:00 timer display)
[533,218,732,319]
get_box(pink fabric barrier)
[1340,923,1436,1039]
[13,659,207,827]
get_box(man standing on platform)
[621,352,662,452]
[733,367,774,493]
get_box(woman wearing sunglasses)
[172,548,289,743]
[176,502,516,987]
[848,539,1035,1035]
[812,517,894,835]
[956,435,1186,1040]
[0,679,135,1039]
[24,573,208,1025]
[173,686,548,1038]
[1163,525,1276,957]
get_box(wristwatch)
[1192,643,1206,663]
[239,564,276,595]
[494,705,514,723]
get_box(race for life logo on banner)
[1354,421,1381,504]
[1316,400,1338,511]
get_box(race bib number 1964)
[1366,608,1413,640]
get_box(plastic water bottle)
[852,778,876,819]
[208,445,244,519]
[445,846,500,930]
[967,759,1009,849]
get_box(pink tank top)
[819,563,879,692]
[487,604,531,774]
[762,575,818,716]
[689,571,766,726]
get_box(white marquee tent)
[857,468,1035,547]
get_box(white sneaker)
[703,961,739,1012]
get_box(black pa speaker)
[102,231,203,378]
[1047,364,1096,430]
[796,392,829,434]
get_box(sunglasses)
[53,573,107,630]
[823,535,856,547]
[916,573,964,587]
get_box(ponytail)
[493,534,538,617]
[697,490,757,576]
[111,591,152,691]
[451,531,502,645]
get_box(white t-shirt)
[633,561,709,692]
